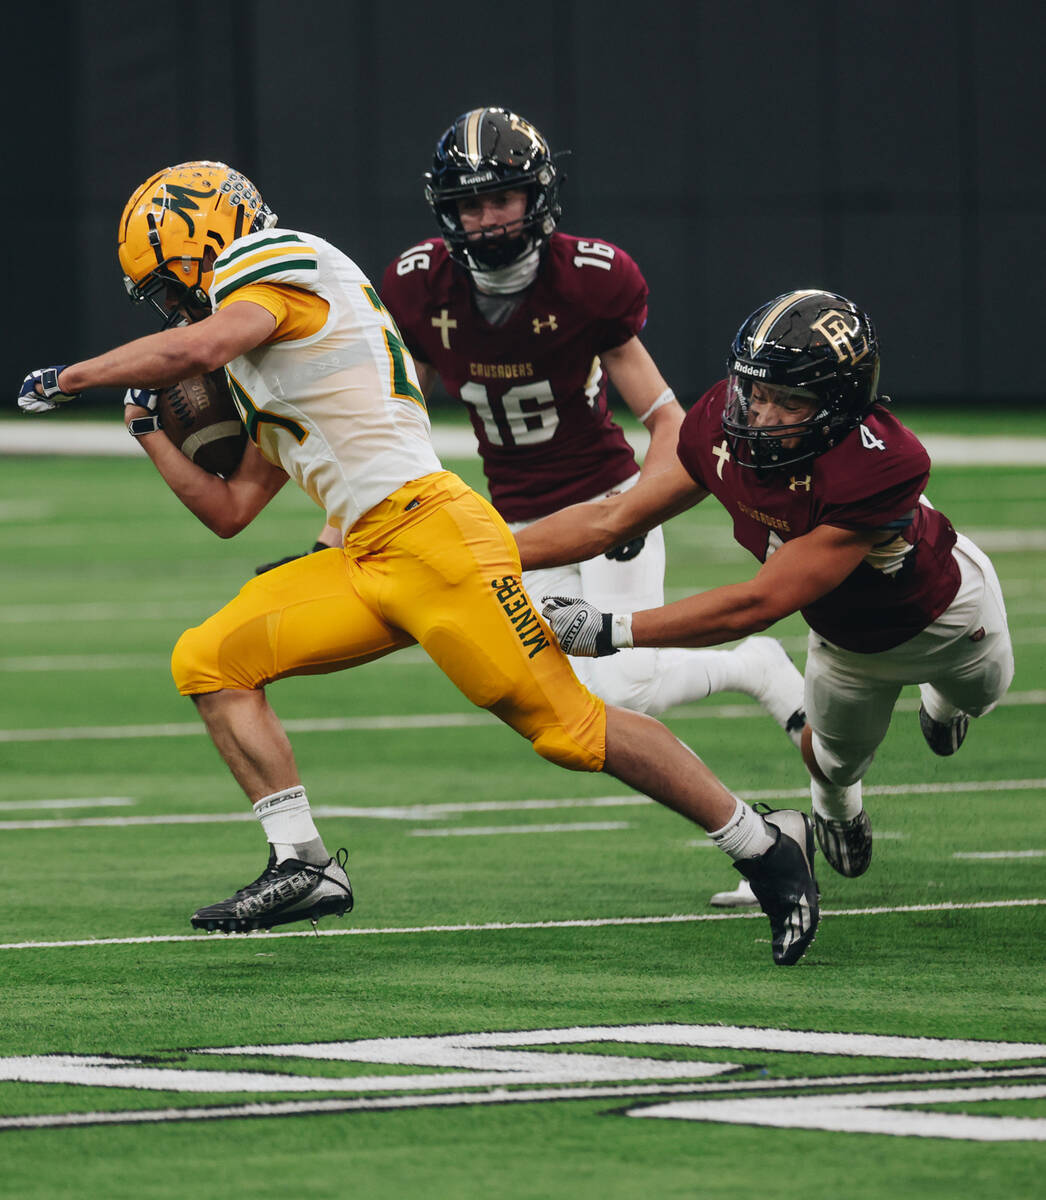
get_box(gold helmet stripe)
[462,108,487,169]
[750,289,825,353]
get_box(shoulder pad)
[211,228,321,305]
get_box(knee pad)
[171,625,224,696]
[810,730,874,788]
[530,724,604,773]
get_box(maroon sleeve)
[592,243,648,352]
[814,410,931,532]
[675,384,722,491]
[380,256,432,364]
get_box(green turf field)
[0,430,1043,1198]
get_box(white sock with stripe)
[253,786,329,865]
[709,798,777,861]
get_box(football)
[158,371,247,477]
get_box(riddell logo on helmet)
[732,360,768,378]
[462,170,496,185]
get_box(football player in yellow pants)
[17,161,819,965]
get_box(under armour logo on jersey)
[859,424,886,451]
[431,308,457,349]
[789,475,812,491]
[532,314,558,335]
[713,440,732,479]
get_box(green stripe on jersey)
[216,233,306,270]
[213,258,319,304]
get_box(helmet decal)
[151,182,218,237]
[750,290,824,353]
[808,307,872,366]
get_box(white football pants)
[805,533,1014,785]
[512,476,729,716]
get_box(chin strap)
[469,243,542,294]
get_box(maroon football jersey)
[380,233,646,521]
[677,381,961,652]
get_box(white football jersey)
[208,227,442,533]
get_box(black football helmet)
[722,289,882,472]
[424,107,563,270]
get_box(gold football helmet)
[117,161,277,325]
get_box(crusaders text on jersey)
[381,233,649,521]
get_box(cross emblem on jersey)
[713,439,732,479]
[532,314,558,335]
[431,308,457,350]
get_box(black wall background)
[6,1,1044,408]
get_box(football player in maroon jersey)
[264,109,807,915]
[523,289,1015,891]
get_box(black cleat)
[735,809,819,966]
[919,703,969,756]
[814,809,873,878]
[191,847,353,933]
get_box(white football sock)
[709,797,777,861]
[253,786,328,864]
[810,777,864,822]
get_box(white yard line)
[953,850,1045,860]
[408,822,631,837]
[0,797,134,812]
[4,422,1046,465]
[0,778,1041,832]
[0,898,1041,953]
[1,691,1044,746]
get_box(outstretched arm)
[53,301,278,393]
[515,457,706,570]
[544,523,882,655]
[602,335,684,479]
[21,300,288,537]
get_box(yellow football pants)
[171,471,605,772]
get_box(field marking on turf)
[0,797,134,813]
[5,421,1046,463]
[3,1065,1045,1132]
[0,601,206,625]
[408,821,631,837]
[0,653,171,672]
[5,626,1046,670]
[954,850,1045,860]
[2,690,1045,745]
[0,898,1041,953]
[1,778,1042,832]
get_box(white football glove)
[124,386,161,412]
[540,596,632,657]
[18,366,78,414]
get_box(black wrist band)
[127,415,162,437]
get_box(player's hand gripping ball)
[157,371,247,476]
